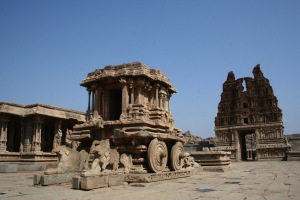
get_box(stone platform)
[34,173,80,186]
[1,161,299,200]
[0,164,46,173]
[73,169,201,190]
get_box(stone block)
[72,176,82,189]
[191,166,203,175]
[40,173,76,186]
[81,175,108,190]
[0,164,17,173]
[108,174,124,187]
[33,174,42,185]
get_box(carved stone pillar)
[92,91,95,114]
[23,118,32,153]
[159,93,164,109]
[137,86,142,104]
[131,87,135,104]
[122,83,128,113]
[0,115,9,152]
[100,89,104,117]
[255,128,261,160]
[234,130,240,161]
[52,120,62,151]
[90,83,99,119]
[155,84,159,108]
[137,79,145,104]
[86,90,91,120]
[120,78,128,113]
[31,116,43,153]
[19,119,25,153]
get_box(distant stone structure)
[182,130,202,144]
[0,102,85,164]
[213,64,289,161]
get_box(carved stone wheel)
[170,142,184,171]
[147,138,168,173]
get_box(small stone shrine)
[213,64,289,161]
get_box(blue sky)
[0,0,299,138]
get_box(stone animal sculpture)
[120,153,133,173]
[84,139,120,175]
[45,145,88,175]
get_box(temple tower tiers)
[213,64,288,161]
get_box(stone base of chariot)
[73,167,203,190]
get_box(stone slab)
[18,164,46,171]
[286,151,300,161]
[40,173,78,186]
[125,170,192,183]
[191,166,203,175]
[0,164,17,173]
[202,166,226,172]
[80,175,108,190]
[108,174,124,187]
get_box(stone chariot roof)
[80,62,177,93]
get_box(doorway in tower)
[238,130,257,161]
[109,89,122,120]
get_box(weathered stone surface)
[44,147,88,175]
[81,140,119,176]
[125,170,192,183]
[2,161,300,199]
[72,176,82,189]
[40,173,77,186]
[80,175,108,190]
[33,174,42,185]
[18,164,46,171]
[0,164,17,173]
[108,174,125,187]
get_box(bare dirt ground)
[0,161,299,200]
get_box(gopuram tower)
[214,64,289,161]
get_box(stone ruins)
[213,64,289,161]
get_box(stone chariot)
[69,62,188,174]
